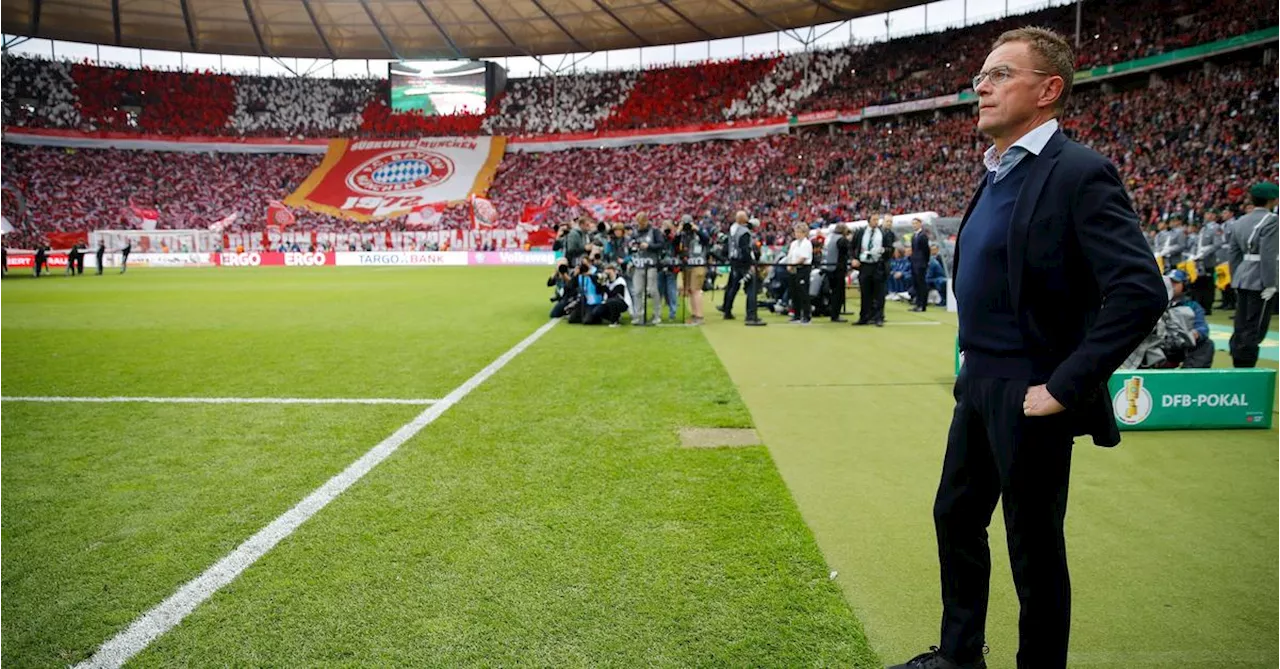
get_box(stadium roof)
[2,0,928,61]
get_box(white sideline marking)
[2,396,440,405]
[74,319,559,669]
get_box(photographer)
[593,263,632,326]
[677,214,711,324]
[627,213,666,325]
[565,217,591,267]
[570,254,602,324]
[547,257,578,318]
[603,222,629,267]
[658,220,680,322]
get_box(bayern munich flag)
[284,137,507,221]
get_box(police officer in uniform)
[1192,209,1226,314]
[1227,183,1278,368]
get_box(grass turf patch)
[128,324,877,668]
[1,401,420,668]
[1,266,550,399]
[702,297,1278,668]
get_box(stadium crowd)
[3,56,1274,252]
[2,0,1272,138]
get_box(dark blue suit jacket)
[953,130,1165,447]
[911,227,930,269]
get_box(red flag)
[406,202,447,228]
[564,191,580,207]
[520,200,552,226]
[266,200,296,230]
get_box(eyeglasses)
[972,66,1053,90]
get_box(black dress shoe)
[852,320,870,326]
[723,313,736,320]
[831,317,848,323]
[887,647,986,669]
[909,306,924,312]
[875,319,885,327]
[745,319,767,326]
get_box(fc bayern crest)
[346,150,454,195]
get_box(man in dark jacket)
[892,27,1165,669]
[910,217,931,311]
[850,215,896,326]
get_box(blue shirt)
[982,118,1059,183]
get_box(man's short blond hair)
[993,26,1074,114]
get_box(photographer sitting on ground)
[1122,270,1214,369]
[548,257,578,318]
[592,263,632,326]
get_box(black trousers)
[1230,289,1274,368]
[723,264,758,320]
[912,264,929,310]
[828,268,847,319]
[790,266,811,320]
[1220,285,1236,309]
[858,264,886,323]
[1190,275,1215,315]
[935,371,1074,668]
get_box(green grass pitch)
[2,267,1275,668]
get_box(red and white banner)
[266,201,295,230]
[210,212,238,232]
[126,204,160,230]
[579,196,623,220]
[520,195,555,225]
[212,251,335,267]
[405,202,448,228]
[471,195,498,230]
[284,136,506,221]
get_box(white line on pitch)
[2,396,439,405]
[74,318,559,669]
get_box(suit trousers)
[1230,289,1274,368]
[858,264,886,323]
[828,269,847,319]
[934,370,1074,668]
[723,264,758,319]
[790,266,811,320]
[912,264,929,310]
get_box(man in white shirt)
[784,223,814,323]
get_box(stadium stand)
[3,56,1274,251]
[2,0,1272,137]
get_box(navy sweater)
[957,157,1043,379]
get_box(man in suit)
[1226,182,1278,368]
[34,244,47,278]
[890,28,1166,669]
[910,217,931,312]
[851,214,895,326]
[96,240,107,275]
